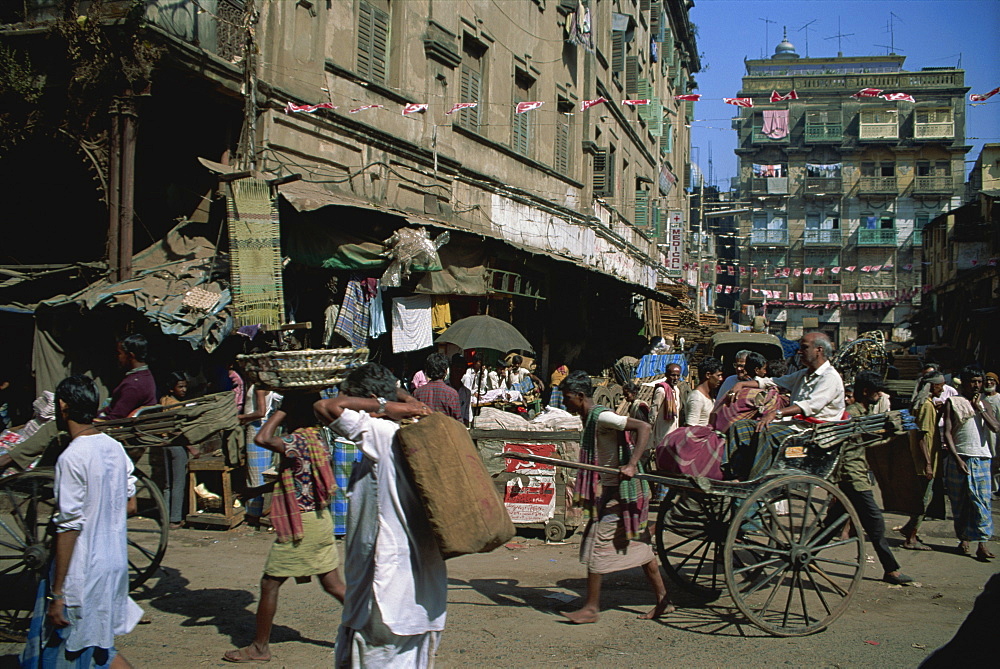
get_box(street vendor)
[558,370,673,625]
[724,332,845,481]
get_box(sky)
[687,0,1000,188]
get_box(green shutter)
[512,100,530,156]
[647,100,662,136]
[650,1,662,39]
[592,149,608,196]
[357,1,388,84]
[652,203,662,237]
[635,189,649,227]
[459,65,480,129]
[555,117,570,175]
[625,56,640,98]
[611,31,624,73]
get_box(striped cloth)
[334,277,371,348]
[20,576,118,668]
[943,455,994,542]
[634,354,687,379]
[244,429,273,518]
[271,428,335,543]
[725,419,802,481]
[330,434,361,536]
[547,386,565,410]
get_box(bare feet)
[638,597,675,620]
[560,607,600,624]
[223,645,271,663]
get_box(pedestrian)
[100,334,157,420]
[223,393,345,663]
[412,352,463,421]
[21,375,142,669]
[684,357,723,427]
[558,370,673,625]
[548,364,569,410]
[238,384,283,528]
[650,363,681,443]
[160,371,192,529]
[314,363,446,668]
[982,372,1000,497]
[900,373,945,549]
[842,371,914,585]
[942,366,999,560]
[449,354,473,426]
[622,382,650,423]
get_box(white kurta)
[54,433,143,652]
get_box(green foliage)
[0,44,44,151]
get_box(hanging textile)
[431,296,452,333]
[226,178,285,327]
[762,109,789,139]
[806,163,842,178]
[566,1,594,52]
[753,164,783,178]
[333,277,370,348]
[368,285,387,339]
[391,295,433,353]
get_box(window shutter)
[593,150,608,196]
[357,1,388,84]
[512,104,529,156]
[635,189,649,227]
[611,32,624,73]
[625,56,640,98]
[640,0,652,11]
[650,1,662,39]
[459,65,480,129]
[652,203,662,237]
[555,116,570,175]
[647,101,662,136]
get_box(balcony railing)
[857,228,898,246]
[859,122,899,140]
[750,283,788,300]
[750,177,790,195]
[750,229,789,245]
[803,229,842,246]
[914,122,954,139]
[804,177,842,195]
[751,127,790,144]
[804,123,842,142]
[858,176,897,194]
[913,176,953,195]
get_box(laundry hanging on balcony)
[762,110,789,139]
[806,163,842,178]
[752,164,783,178]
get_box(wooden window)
[511,70,534,157]
[634,187,649,227]
[611,31,624,75]
[554,98,573,176]
[458,35,486,131]
[625,56,640,99]
[593,147,615,197]
[861,161,895,177]
[357,0,389,85]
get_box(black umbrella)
[436,315,533,353]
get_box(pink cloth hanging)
[762,109,789,139]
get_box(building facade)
[731,37,968,344]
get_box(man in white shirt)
[22,375,142,668]
[713,349,751,408]
[684,357,723,427]
[315,364,446,668]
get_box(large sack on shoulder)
[397,412,515,558]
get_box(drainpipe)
[118,93,137,281]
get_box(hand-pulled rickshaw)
[0,392,241,642]
[505,408,918,637]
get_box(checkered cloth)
[245,426,273,518]
[943,455,994,542]
[725,419,802,481]
[334,277,371,348]
[330,433,361,536]
[548,386,565,410]
[412,380,462,421]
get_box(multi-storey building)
[731,37,968,344]
[0,0,699,378]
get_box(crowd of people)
[4,331,998,666]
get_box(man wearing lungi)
[942,366,999,561]
[724,332,845,481]
[559,370,673,624]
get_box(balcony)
[857,229,898,246]
[858,176,898,196]
[805,284,842,300]
[750,177,790,196]
[804,123,843,143]
[859,122,899,141]
[914,121,954,140]
[750,229,789,245]
[750,283,788,301]
[803,229,842,246]
[751,127,789,144]
[913,175,954,198]
[804,177,842,197]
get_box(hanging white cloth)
[369,286,387,339]
[391,295,433,353]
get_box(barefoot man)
[559,370,672,624]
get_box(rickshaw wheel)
[654,490,735,601]
[724,475,864,637]
[128,469,169,589]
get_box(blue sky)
[687,0,1000,187]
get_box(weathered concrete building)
[0,0,700,376]
[730,37,968,344]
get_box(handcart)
[501,410,916,636]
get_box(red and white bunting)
[770,89,799,103]
[803,267,812,275]
[349,105,384,113]
[445,102,477,115]
[723,97,754,108]
[622,99,651,107]
[674,94,702,102]
[793,268,802,277]
[850,87,883,99]
[816,268,825,276]
[831,267,841,274]
[970,86,1000,102]
[880,92,916,103]
[402,103,428,115]
[845,266,856,272]
[581,97,608,111]
[285,101,337,113]
[516,101,545,114]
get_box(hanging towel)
[431,296,453,333]
[762,109,789,139]
[333,278,371,348]
[391,295,433,353]
[368,285,387,339]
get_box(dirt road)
[2,505,995,668]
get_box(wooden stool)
[186,456,245,529]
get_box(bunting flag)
[880,92,916,103]
[831,267,841,274]
[402,103,428,115]
[803,267,812,275]
[446,102,478,115]
[816,268,825,275]
[724,98,754,108]
[970,86,1000,102]
[674,94,702,101]
[850,87,883,99]
[582,97,608,111]
[286,101,337,113]
[516,101,545,114]
[622,99,651,107]
[770,89,799,103]
[793,268,802,277]
[845,266,856,272]
[349,105,384,113]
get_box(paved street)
[3,503,994,668]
